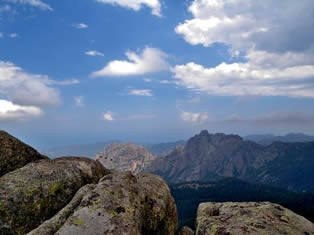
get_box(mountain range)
[244,133,314,145]
[147,130,314,193]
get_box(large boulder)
[0,157,109,235]
[0,130,47,177]
[195,202,314,235]
[29,171,178,235]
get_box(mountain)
[145,140,186,156]
[245,133,314,145]
[253,142,314,192]
[95,143,155,173]
[170,179,314,229]
[147,130,314,192]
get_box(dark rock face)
[0,157,109,235]
[0,130,47,177]
[29,171,178,235]
[147,130,276,184]
[196,202,314,235]
[147,130,314,192]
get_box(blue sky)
[1,0,314,148]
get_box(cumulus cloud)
[128,89,152,96]
[5,0,52,11]
[73,23,88,29]
[181,111,208,124]
[103,111,115,121]
[0,99,43,121]
[85,50,104,57]
[74,96,84,107]
[96,0,162,17]
[173,0,314,98]
[0,61,61,106]
[175,0,314,53]
[0,33,3,38]
[173,62,314,98]
[91,47,168,77]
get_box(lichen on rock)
[195,202,314,235]
[0,157,109,235]
[0,130,47,177]
[29,171,178,235]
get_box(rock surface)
[96,143,155,174]
[0,130,47,177]
[29,171,177,235]
[196,202,314,235]
[178,226,194,235]
[0,157,109,235]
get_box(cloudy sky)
[1,0,314,147]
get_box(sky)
[1,0,314,148]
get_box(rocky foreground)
[0,130,313,235]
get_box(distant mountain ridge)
[147,130,314,193]
[244,133,314,145]
[42,140,186,158]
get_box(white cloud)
[181,111,208,124]
[175,0,314,53]
[0,33,3,38]
[73,23,88,29]
[5,0,52,11]
[85,50,104,57]
[173,62,314,98]
[173,0,314,99]
[45,78,80,86]
[9,33,18,38]
[74,96,84,107]
[143,78,152,82]
[128,89,152,96]
[0,61,61,106]
[0,99,43,121]
[103,111,115,121]
[96,0,162,17]
[91,47,168,77]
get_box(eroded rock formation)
[29,171,177,235]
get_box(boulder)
[0,157,109,235]
[0,130,47,177]
[196,202,314,235]
[29,171,178,235]
[178,226,194,235]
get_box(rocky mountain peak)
[95,142,155,174]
